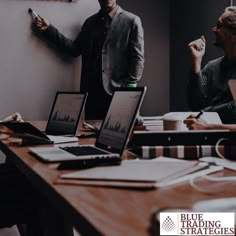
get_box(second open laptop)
[1,92,87,144]
[29,87,147,162]
[44,92,87,141]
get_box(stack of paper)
[142,116,163,131]
[47,135,78,144]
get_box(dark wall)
[170,0,229,111]
[121,0,170,115]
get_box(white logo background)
[160,212,235,235]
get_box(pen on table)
[195,111,203,119]
[82,121,98,131]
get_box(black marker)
[195,110,203,119]
[28,8,39,21]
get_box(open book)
[59,158,218,189]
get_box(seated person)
[184,115,236,131]
[0,113,73,236]
[0,113,38,229]
[187,6,236,124]
[1,112,24,122]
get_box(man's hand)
[3,112,24,122]
[183,116,208,130]
[188,36,206,73]
[35,16,49,32]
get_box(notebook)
[1,92,87,144]
[59,158,213,189]
[29,87,147,162]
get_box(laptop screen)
[96,87,146,153]
[46,92,87,135]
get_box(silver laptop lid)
[95,87,147,155]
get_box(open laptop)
[1,92,87,144]
[29,87,147,162]
[45,92,87,136]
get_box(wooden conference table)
[0,121,236,236]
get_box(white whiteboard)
[0,0,99,120]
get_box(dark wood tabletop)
[0,121,236,236]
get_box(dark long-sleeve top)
[187,56,236,124]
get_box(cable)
[190,174,236,193]
[189,177,212,193]
[215,138,231,159]
[204,175,236,181]
[189,138,236,193]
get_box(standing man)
[187,6,236,124]
[34,0,144,119]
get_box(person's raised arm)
[32,13,83,57]
[188,35,206,73]
[187,36,210,110]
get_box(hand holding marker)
[28,8,39,22]
[28,8,49,32]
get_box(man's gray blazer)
[42,6,145,95]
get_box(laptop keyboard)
[60,146,108,156]
[57,146,121,170]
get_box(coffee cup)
[163,115,183,130]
